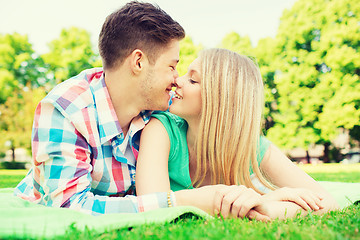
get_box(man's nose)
[174,76,182,88]
[173,70,179,84]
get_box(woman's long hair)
[192,48,275,193]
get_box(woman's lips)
[173,91,183,99]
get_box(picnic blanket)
[1,181,359,239]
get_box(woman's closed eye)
[189,78,198,84]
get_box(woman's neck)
[186,118,199,151]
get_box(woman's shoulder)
[151,111,187,128]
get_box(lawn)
[1,164,359,239]
[0,169,28,188]
[58,205,359,240]
[298,163,360,183]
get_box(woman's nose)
[175,75,184,88]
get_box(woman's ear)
[130,49,146,74]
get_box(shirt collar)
[91,73,122,144]
[91,73,152,145]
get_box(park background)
[0,0,359,167]
[0,0,359,239]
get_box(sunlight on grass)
[298,163,360,173]
[0,169,28,188]
[298,163,360,183]
[0,169,29,175]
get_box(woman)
[136,48,339,220]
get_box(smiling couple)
[14,1,338,220]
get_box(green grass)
[0,169,28,188]
[298,163,360,183]
[1,164,359,240]
[55,204,360,240]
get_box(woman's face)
[169,57,202,121]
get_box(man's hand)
[212,185,270,221]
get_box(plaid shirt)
[14,68,172,215]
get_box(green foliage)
[255,37,283,130]
[177,36,203,76]
[219,32,254,57]
[0,87,46,160]
[265,0,360,154]
[0,33,48,103]
[42,27,100,83]
[0,161,25,170]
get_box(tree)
[0,87,46,161]
[254,37,282,131]
[0,33,48,103]
[177,36,203,76]
[266,0,360,162]
[219,32,254,57]
[42,27,99,83]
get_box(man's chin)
[168,105,178,115]
[148,104,168,112]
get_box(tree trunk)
[306,150,311,164]
[11,146,15,162]
[323,142,330,163]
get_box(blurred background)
[0,0,359,169]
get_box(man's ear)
[130,49,146,74]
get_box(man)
[14,1,185,215]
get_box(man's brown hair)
[98,1,185,70]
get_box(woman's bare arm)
[260,144,339,215]
[136,118,172,195]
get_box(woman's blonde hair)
[192,48,275,193]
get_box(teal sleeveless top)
[151,111,271,191]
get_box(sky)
[0,0,298,54]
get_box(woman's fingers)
[219,187,243,218]
[298,190,323,210]
[213,185,263,219]
[287,188,322,210]
[247,209,271,222]
[235,193,263,219]
[264,187,324,211]
[293,196,312,210]
[213,185,235,216]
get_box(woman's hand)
[176,184,268,221]
[262,187,324,211]
[260,144,339,213]
[213,185,270,221]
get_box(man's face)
[140,40,180,111]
